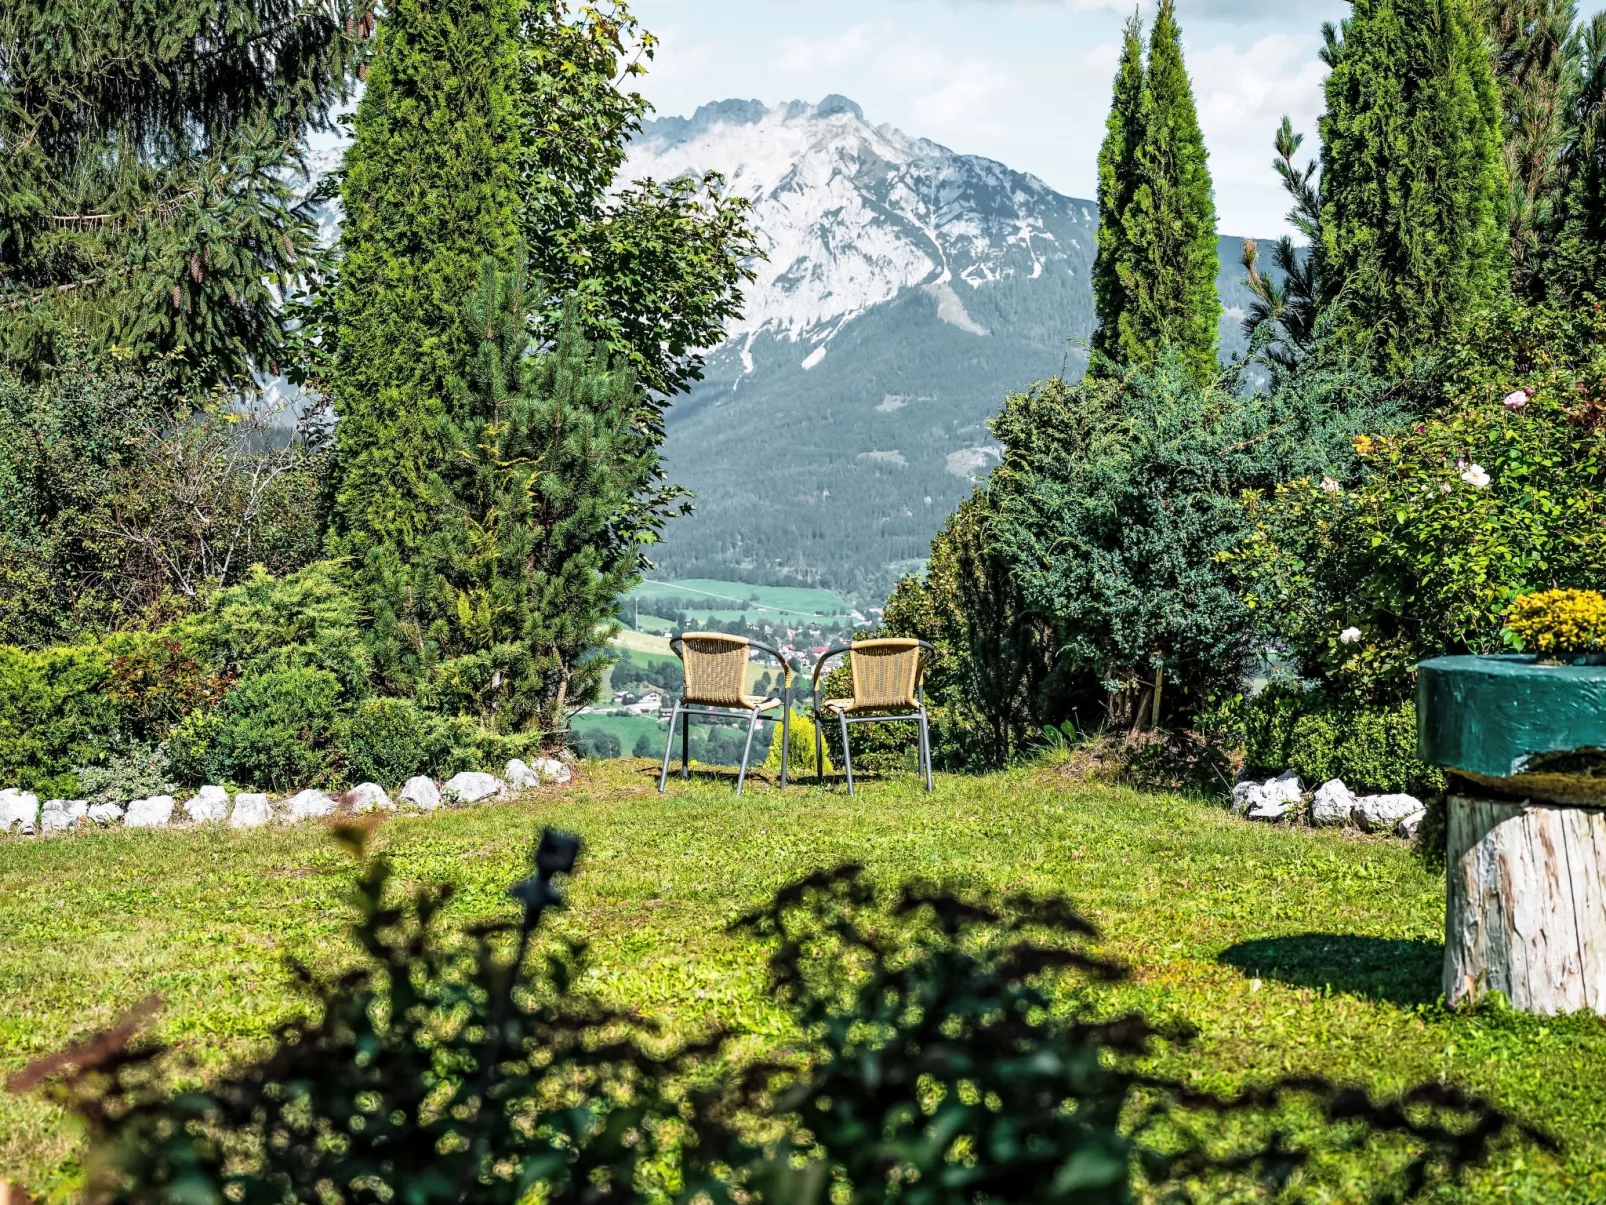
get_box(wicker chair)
[658,633,793,796]
[811,638,935,794]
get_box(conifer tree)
[324,0,523,646]
[418,259,656,734]
[1548,13,1606,302]
[0,0,365,385]
[1479,0,1579,291]
[1114,0,1221,382]
[1090,15,1145,370]
[1318,0,1508,373]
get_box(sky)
[633,0,1350,238]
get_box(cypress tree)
[1318,0,1508,373]
[1090,15,1146,370]
[325,0,523,688]
[1117,0,1221,382]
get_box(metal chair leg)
[736,708,761,796]
[780,705,790,788]
[658,701,681,792]
[815,704,824,784]
[839,709,855,795]
[918,706,934,793]
[681,703,690,778]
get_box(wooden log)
[1444,794,1606,1014]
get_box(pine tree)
[1318,0,1509,373]
[1479,0,1579,292]
[1548,13,1606,302]
[1241,117,1323,371]
[1115,0,1221,382]
[417,260,656,735]
[1090,15,1145,370]
[324,0,523,657]
[0,0,365,385]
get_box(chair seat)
[686,694,782,712]
[823,697,916,714]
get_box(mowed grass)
[2,761,1604,1201]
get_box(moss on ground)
[1,760,1602,1201]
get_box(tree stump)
[1419,655,1606,1015]
[1443,794,1606,1014]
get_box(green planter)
[1416,654,1606,1015]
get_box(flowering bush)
[1236,305,1606,704]
[1506,589,1606,657]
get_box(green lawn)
[2,761,1603,1201]
[626,578,855,623]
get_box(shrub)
[17,834,1550,1204]
[1505,588,1606,656]
[764,708,831,777]
[570,729,621,760]
[203,667,343,791]
[76,745,175,805]
[0,642,127,789]
[1244,688,1445,796]
[338,697,427,787]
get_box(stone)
[443,771,503,804]
[40,799,88,833]
[1353,793,1423,833]
[284,789,336,821]
[398,776,441,810]
[86,802,125,825]
[125,795,175,829]
[1397,809,1427,840]
[533,757,571,785]
[0,789,40,834]
[504,758,541,788]
[1310,779,1357,827]
[345,782,393,812]
[230,792,272,829]
[1231,770,1302,816]
[184,785,230,823]
[1245,794,1295,822]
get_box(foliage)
[1090,14,1145,371]
[199,666,343,790]
[1547,14,1606,305]
[1238,305,1606,704]
[398,263,656,737]
[987,358,1386,728]
[1242,688,1447,796]
[75,745,176,807]
[571,729,622,760]
[763,708,830,777]
[16,831,1556,1205]
[0,0,363,385]
[1091,1,1220,381]
[1241,118,1322,372]
[0,344,324,647]
[337,697,427,787]
[0,643,126,790]
[882,491,1057,769]
[1480,0,1580,292]
[1318,0,1510,374]
[515,1,759,406]
[1504,587,1606,653]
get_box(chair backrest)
[849,638,924,711]
[675,633,751,708]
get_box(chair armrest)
[810,645,854,694]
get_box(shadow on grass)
[1218,933,1444,1008]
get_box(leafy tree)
[324,0,524,582]
[401,260,659,737]
[1115,0,1221,382]
[0,0,365,385]
[1547,13,1606,303]
[1318,0,1509,374]
[1479,0,1580,290]
[1089,14,1145,370]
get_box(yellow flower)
[1352,434,1375,457]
